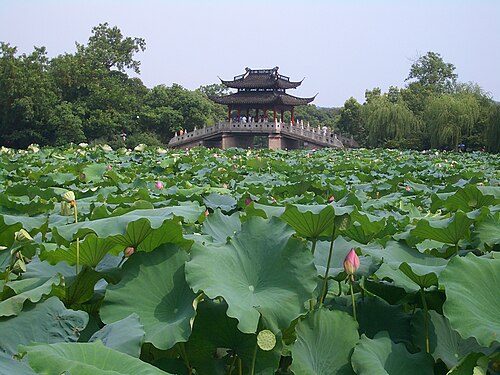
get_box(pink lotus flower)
[205,209,209,217]
[107,165,112,171]
[343,248,360,276]
[124,247,135,257]
[329,195,335,202]
[405,186,411,192]
[245,197,252,206]
[155,181,164,190]
[223,183,228,189]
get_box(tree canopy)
[0,26,498,152]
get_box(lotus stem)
[420,288,430,353]
[350,278,357,321]
[73,203,80,275]
[178,342,192,375]
[318,226,336,307]
[310,238,317,256]
[228,354,237,375]
[238,357,242,375]
[250,342,258,375]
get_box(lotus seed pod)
[15,229,33,242]
[62,191,76,203]
[257,330,276,351]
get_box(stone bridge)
[168,120,357,150]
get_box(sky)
[1,0,499,108]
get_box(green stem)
[310,238,317,256]
[238,357,242,375]
[318,226,336,307]
[228,354,237,375]
[420,288,430,353]
[178,342,192,374]
[250,342,258,375]
[74,204,80,275]
[455,242,459,256]
[350,279,357,321]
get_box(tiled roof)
[210,91,315,106]
[220,67,303,90]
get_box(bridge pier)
[268,134,282,150]
[221,133,254,149]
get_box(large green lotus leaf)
[431,185,499,213]
[351,332,434,375]
[341,209,386,244]
[53,203,203,245]
[64,267,104,306]
[440,253,500,347]
[136,219,190,252]
[357,296,413,345]
[0,352,37,375]
[244,202,285,219]
[472,213,500,251]
[185,216,317,334]
[40,234,122,267]
[89,313,144,357]
[100,245,196,350]
[202,209,241,244]
[19,341,172,375]
[412,310,487,369]
[185,300,280,375]
[82,163,108,182]
[445,352,485,375]
[364,240,448,289]
[0,297,88,356]
[281,204,336,239]
[410,211,474,245]
[203,193,237,212]
[374,263,421,293]
[290,308,359,375]
[0,214,47,247]
[0,274,64,317]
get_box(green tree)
[485,103,500,153]
[423,92,480,150]
[337,97,366,145]
[362,95,420,148]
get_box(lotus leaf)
[290,308,359,375]
[185,216,317,334]
[440,253,500,347]
[100,245,196,350]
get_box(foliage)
[0,146,499,374]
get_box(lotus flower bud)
[155,181,164,190]
[343,248,360,276]
[124,247,135,257]
[107,165,112,171]
[205,209,209,217]
[15,229,33,242]
[329,195,335,202]
[245,197,252,206]
[405,186,411,192]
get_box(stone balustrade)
[168,120,347,149]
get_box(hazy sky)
[1,0,499,107]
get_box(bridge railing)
[168,120,346,148]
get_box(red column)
[264,109,267,120]
[237,108,241,120]
[273,107,277,121]
[255,108,259,121]
[280,109,284,122]
[291,108,295,124]
[228,106,232,122]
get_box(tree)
[337,97,366,145]
[423,92,480,150]
[485,103,500,153]
[362,95,420,148]
[76,23,146,74]
[406,51,457,93]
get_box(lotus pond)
[1,145,499,375]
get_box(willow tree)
[362,95,420,148]
[424,93,480,150]
[486,103,500,153]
